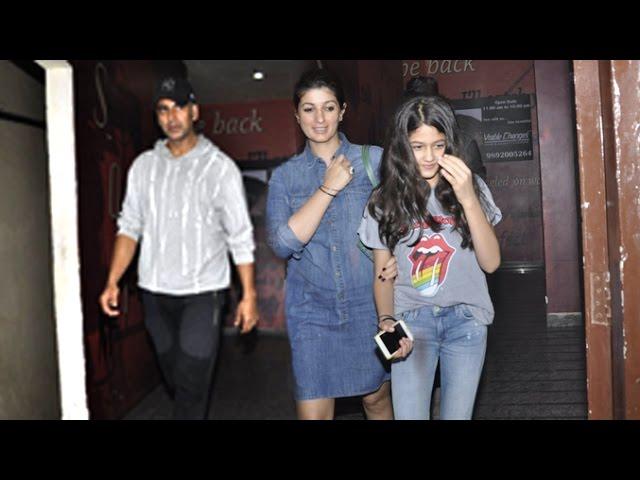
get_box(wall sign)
[451,94,534,163]
[200,99,301,161]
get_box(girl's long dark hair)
[368,95,483,251]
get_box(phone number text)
[486,150,532,160]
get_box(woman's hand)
[437,154,477,209]
[377,255,398,283]
[322,154,353,193]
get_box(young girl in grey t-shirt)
[358,95,502,420]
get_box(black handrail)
[0,109,45,129]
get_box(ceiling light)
[252,70,265,81]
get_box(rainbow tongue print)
[408,233,455,297]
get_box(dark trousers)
[141,289,224,420]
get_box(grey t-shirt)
[357,176,502,325]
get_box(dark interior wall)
[534,61,582,316]
[71,60,185,419]
[322,60,404,147]
[0,60,61,419]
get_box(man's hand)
[99,284,120,317]
[234,295,259,334]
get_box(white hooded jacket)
[118,135,255,295]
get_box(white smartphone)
[374,319,413,360]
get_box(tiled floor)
[125,270,588,420]
[476,269,587,420]
[474,325,587,419]
[125,332,298,420]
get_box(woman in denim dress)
[358,95,502,419]
[266,69,396,420]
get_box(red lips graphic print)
[408,233,456,297]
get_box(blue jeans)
[391,304,487,420]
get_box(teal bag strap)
[361,145,378,187]
[358,145,378,261]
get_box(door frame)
[573,60,640,419]
[36,60,89,420]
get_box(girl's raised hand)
[437,154,477,208]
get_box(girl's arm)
[373,249,396,325]
[373,249,412,359]
[462,199,501,273]
[438,155,501,273]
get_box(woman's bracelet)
[319,186,336,198]
[378,314,396,323]
[321,184,340,194]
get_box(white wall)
[0,60,61,419]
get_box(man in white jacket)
[99,76,259,420]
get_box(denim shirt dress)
[266,133,390,400]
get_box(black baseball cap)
[154,76,197,107]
